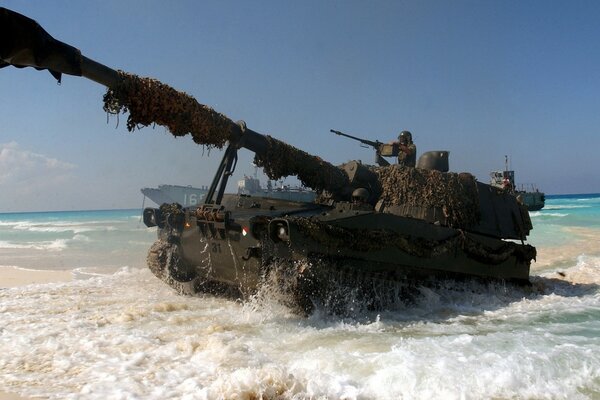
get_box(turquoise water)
[528,194,600,270]
[531,194,600,229]
[0,209,156,271]
[0,197,599,399]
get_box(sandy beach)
[0,393,30,400]
[0,266,73,289]
[0,266,73,400]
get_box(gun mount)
[331,129,396,167]
[2,7,536,314]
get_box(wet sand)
[0,266,73,288]
[534,226,600,272]
[0,393,31,400]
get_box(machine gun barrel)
[1,7,349,195]
[331,129,392,167]
[330,129,380,148]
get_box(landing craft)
[490,156,545,211]
[1,7,536,313]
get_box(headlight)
[269,220,290,243]
[277,224,289,241]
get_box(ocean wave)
[576,197,600,202]
[8,221,118,233]
[15,225,95,234]
[543,205,591,210]
[542,254,600,286]
[72,234,92,242]
[529,211,568,218]
[0,239,68,251]
[0,220,29,228]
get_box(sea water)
[0,209,155,272]
[0,197,599,399]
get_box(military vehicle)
[1,8,536,313]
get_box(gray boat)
[142,173,315,207]
[490,157,545,211]
[237,175,316,203]
[141,184,209,207]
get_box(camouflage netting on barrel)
[253,135,349,193]
[375,166,480,228]
[103,71,233,148]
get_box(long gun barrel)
[0,7,349,195]
[330,129,381,148]
[330,129,393,166]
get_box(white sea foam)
[529,211,568,218]
[546,254,600,285]
[0,265,598,400]
[0,239,68,251]
[543,204,591,210]
[10,221,118,233]
[0,220,23,227]
[0,219,123,234]
[576,197,600,202]
[71,234,91,242]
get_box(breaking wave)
[10,221,118,233]
[543,204,591,210]
[0,239,69,251]
[529,211,568,218]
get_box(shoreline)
[0,266,73,289]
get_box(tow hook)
[242,246,262,261]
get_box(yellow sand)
[0,266,73,288]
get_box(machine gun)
[330,129,397,166]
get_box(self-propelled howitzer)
[1,7,536,313]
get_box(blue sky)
[1,0,600,211]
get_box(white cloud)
[0,142,77,205]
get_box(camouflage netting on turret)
[253,135,349,193]
[103,71,233,148]
[375,166,480,228]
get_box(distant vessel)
[237,175,316,202]
[141,176,316,207]
[490,157,545,211]
[141,184,209,207]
